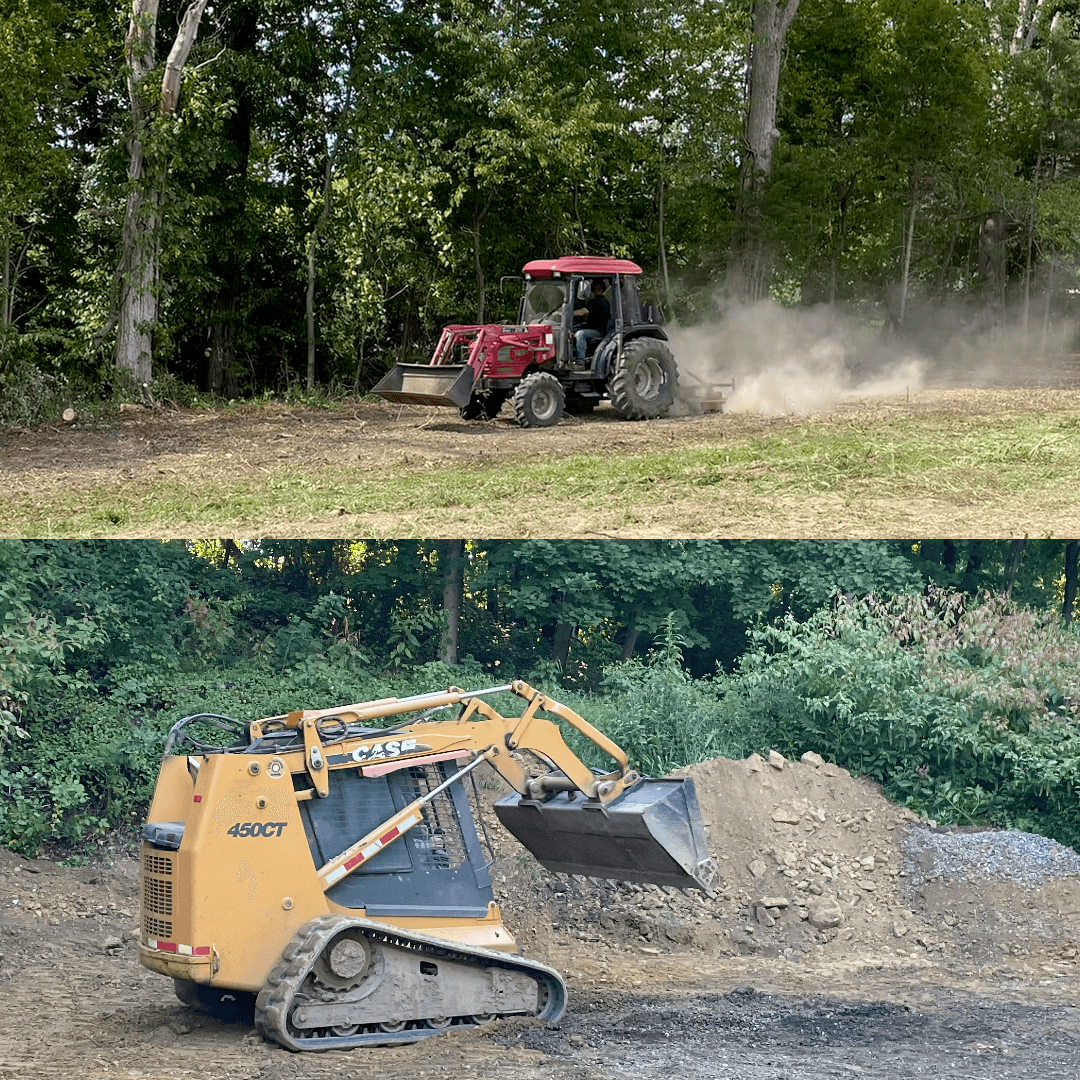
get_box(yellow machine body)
[137,681,716,1049]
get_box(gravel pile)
[901,825,1080,886]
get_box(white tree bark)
[116,0,208,391]
[728,0,800,303]
[742,0,800,192]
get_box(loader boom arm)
[249,679,639,806]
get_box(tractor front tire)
[512,371,565,428]
[459,390,507,421]
[608,338,678,419]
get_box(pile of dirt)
[481,750,1080,976]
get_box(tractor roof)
[522,256,643,278]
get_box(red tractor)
[372,256,678,427]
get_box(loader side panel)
[300,762,494,918]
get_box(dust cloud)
[669,299,1078,415]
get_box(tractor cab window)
[522,281,566,324]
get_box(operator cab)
[522,280,567,325]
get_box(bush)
[716,589,1080,847]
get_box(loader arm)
[250,679,639,806]
[160,679,715,899]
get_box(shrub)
[716,589,1080,847]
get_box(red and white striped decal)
[145,939,211,956]
[323,812,419,886]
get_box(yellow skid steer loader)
[138,681,716,1050]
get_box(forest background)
[3,0,1080,426]
[3,538,1080,863]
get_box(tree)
[116,0,209,391]
[727,0,801,302]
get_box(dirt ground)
[4,386,1080,537]
[2,751,1078,1080]
[3,387,1076,486]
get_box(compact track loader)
[139,681,716,1051]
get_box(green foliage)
[717,589,1080,847]
[4,539,1080,857]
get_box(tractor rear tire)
[512,372,565,427]
[608,338,678,419]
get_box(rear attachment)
[254,915,566,1051]
[372,363,477,408]
[493,777,717,895]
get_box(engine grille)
[142,849,175,939]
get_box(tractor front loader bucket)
[372,363,477,408]
[493,777,717,895]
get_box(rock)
[771,810,801,825]
[662,922,692,945]
[569,1034,586,1048]
[748,859,767,879]
[755,904,775,928]
[800,751,824,768]
[808,901,844,929]
[760,896,789,908]
[102,937,124,953]
[747,754,764,773]
[808,882,823,896]
[893,922,909,937]
[768,750,785,770]
[807,807,827,823]
[859,857,875,871]
[167,1020,192,1036]
[639,946,660,955]
[62,408,76,423]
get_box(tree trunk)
[439,539,464,665]
[306,154,334,393]
[1064,541,1078,625]
[472,209,486,324]
[1004,539,1026,597]
[728,0,800,303]
[117,0,208,392]
[620,623,640,661]
[898,181,918,327]
[658,175,671,308]
[551,622,576,672]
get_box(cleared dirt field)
[3,387,1080,536]
[2,752,1079,1080]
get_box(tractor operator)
[573,278,611,363]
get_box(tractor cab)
[520,257,649,370]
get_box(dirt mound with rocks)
[484,750,1080,977]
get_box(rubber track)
[254,914,567,1051]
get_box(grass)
[10,408,1080,537]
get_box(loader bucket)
[493,777,717,895]
[372,363,477,408]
